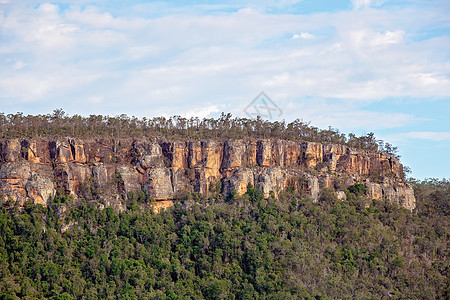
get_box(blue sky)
[0,0,449,179]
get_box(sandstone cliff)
[0,138,415,211]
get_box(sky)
[0,0,449,179]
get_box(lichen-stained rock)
[186,141,223,193]
[50,140,73,163]
[25,173,55,206]
[136,142,166,171]
[202,140,222,179]
[114,139,134,164]
[161,141,188,171]
[2,139,21,162]
[0,161,31,203]
[271,140,285,167]
[244,140,258,167]
[222,168,254,196]
[146,167,174,200]
[56,164,92,196]
[319,174,334,190]
[81,139,122,164]
[116,165,141,195]
[92,163,115,189]
[381,181,416,211]
[397,185,416,211]
[257,140,272,167]
[387,156,403,179]
[381,183,394,200]
[132,140,150,158]
[323,153,338,172]
[256,167,288,197]
[282,140,302,168]
[188,141,202,168]
[326,144,348,155]
[365,182,383,201]
[301,142,323,170]
[306,174,320,202]
[138,154,164,170]
[0,161,31,181]
[187,141,202,169]
[20,140,51,164]
[192,169,208,195]
[337,151,371,176]
[0,162,54,205]
[69,139,87,163]
[171,168,190,194]
[221,140,245,170]
[151,142,163,154]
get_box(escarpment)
[0,138,415,211]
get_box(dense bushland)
[0,180,448,299]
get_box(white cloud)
[409,73,450,88]
[37,3,59,14]
[352,0,386,10]
[0,75,52,101]
[352,0,371,10]
[1,2,79,51]
[13,61,25,70]
[65,7,114,28]
[370,30,404,47]
[292,32,314,40]
[237,8,259,14]
[0,0,448,128]
[183,105,222,119]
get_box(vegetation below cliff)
[0,180,448,299]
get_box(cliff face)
[0,138,415,211]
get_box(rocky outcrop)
[116,165,141,194]
[0,138,415,210]
[151,200,174,214]
[25,173,56,206]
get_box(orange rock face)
[151,200,174,214]
[0,137,415,210]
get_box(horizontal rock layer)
[0,138,415,210]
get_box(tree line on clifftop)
[0,179,448,299]
[0,110,400,158]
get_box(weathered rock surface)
[116,165,141,194]
[0,138,415,210]
[25,174,56,206]
[151,200,174,214]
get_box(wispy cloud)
[0,1,449,121]
[388,132,450,142]
[352,0,386,10]
[278,99,416,131]
[292,32,314,40]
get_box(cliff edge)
[0,138,415,211]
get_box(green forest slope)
[0,180,448,299]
